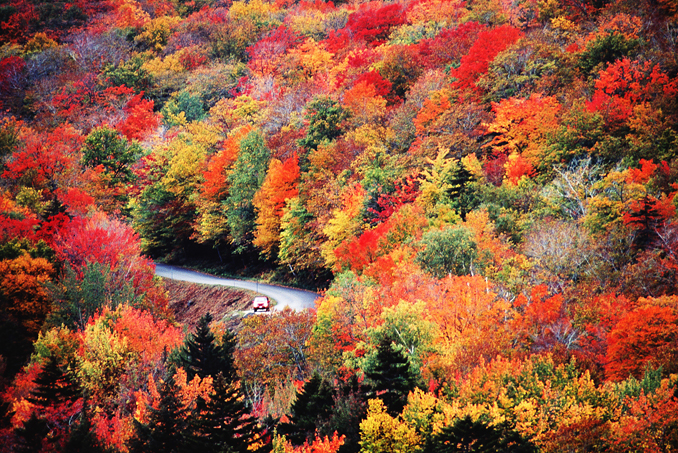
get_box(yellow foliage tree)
[359,399,423,453]
[135,15,182,52]
[321,183,367,268]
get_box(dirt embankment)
[162,278,255,332]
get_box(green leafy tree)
[102,55,152,92]
[82,127,140,185]
[415,225,480,278]
[578,32,639,74]
[174,0,217,16]
[298,97,348,152]
[225,130,271,253]
[161,91,206,127]
[0,238,56,262]
[278,197,330,286]
[131,183,196,259]
[46,262,140,331]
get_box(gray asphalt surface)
[155,263,318,312]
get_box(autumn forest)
[1,0,678,450]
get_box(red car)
[252,296,270,312]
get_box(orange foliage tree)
[253,153,300,259]
[606,298,678,380]
[0,254,54,336]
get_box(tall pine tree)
[64,402,110,453]
[174,313,237,382]
[277,372,335,445]
[192,372,262,453]
[13,413,49,453]
[364,335,419,416]
[16,353,81,452]
[174,313,265,452]
[128,373,192,453]
[27,353,80,408]
[425,415,536,453]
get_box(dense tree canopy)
[1,0,678,450]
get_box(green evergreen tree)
[425,415,536,453]
[447,162,479,221]
[192,372,262,453]
[278,372,335,445]
[174,313,237,382]
[128,373,192,453]
[326,375,368,453]
[27,354,79,408]
[13,413,49,453]
[12,354,81,452]
[364,335,419,416]
[64,402,110,453]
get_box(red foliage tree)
[587,59,678,129]
[51,212,169,315]
[511,285,577,353]
[247,26,301,76]
[367,176,420,224]
[606,303,678,380]
[419,22,486,69]
[450,25,523,94]
[344,2,407,46]
[116,93,160,142]
[2,125,83,192]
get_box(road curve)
[155,263,319,312]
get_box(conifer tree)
[128,374,192,453]
[27,354,80,408]
[447,162,478,221]
[13,413,49,453]
[277,372,335,445]
[65,402,110,453]
[192,372,262,453]
[364,335,419,416]
[14,354,82,452]
[425,415,536,453]
[174,313,237,382]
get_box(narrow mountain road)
[155,263,319,312]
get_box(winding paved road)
[155,263,319,312]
